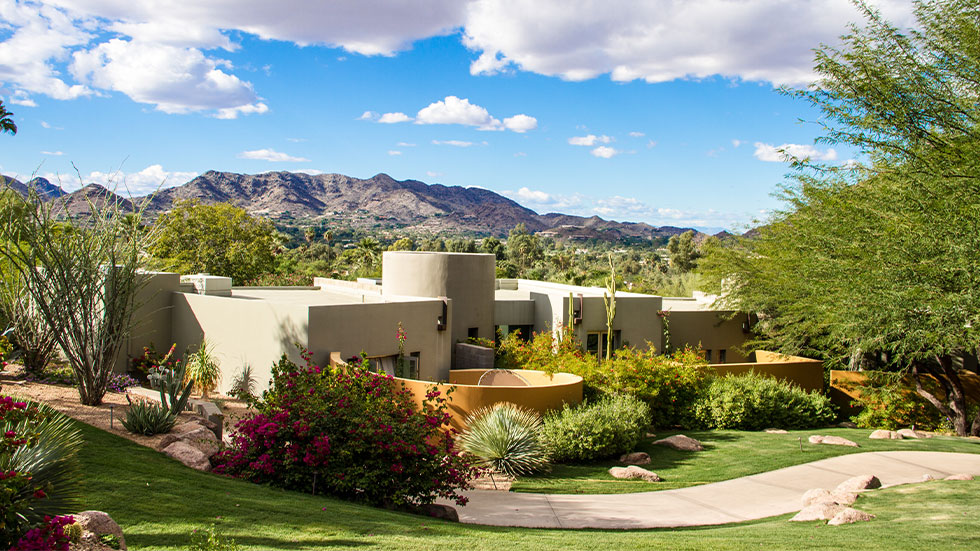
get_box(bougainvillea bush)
[212,351,476,508]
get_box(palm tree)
[0,101,17,135]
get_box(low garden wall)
[829,369,980,416]
[709,351,825,392]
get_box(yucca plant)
[121,396,176,436]
[186,338,221,399]
[459,402,549,478]
[1,400,83,528]
[229,364,256,402]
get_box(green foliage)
[666,230,701,272]
[150,200,276,284]
[692,373,836,430]
[149,359,194,416]
[186,339,221,398]
[99,533,121,549]
[506,224,542,277]
[62,522,82,543]
[228,364,256,402]
[459,402,549,477]
[121,397,176,436]
[0,101,16,136]
[0,334,11,362]
[541,394,650,463]
[190,524,241,551]
[847,371,944,431]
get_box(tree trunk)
[912,356,970,436]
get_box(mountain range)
[2,171,721,242]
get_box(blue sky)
[0,1,914,232]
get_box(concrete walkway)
[444,451,980,529]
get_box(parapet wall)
[709,351,825,392]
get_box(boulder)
[619,452,651,465]
[172,421,207,435]
[802,488,858,507]
[837,421,858,429]
[790,502,846,522]
[896,428,924,439]
[653,435,704,452]
[158,426,221,458]
[764,428,788,434]
[609,465,661,482]
[827,507,875,526]
[921,474,935,482]
[162,440,212,471]
[810,435,859,447]
[944,473,974,481]
[74,510,127,550]
[645,432,657,439]
[417,503,459,522]
[835,474,881,492]
[869,430,902,440]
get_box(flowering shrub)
[212,350,476,507]
[106,373,140,393]
[9,515,74,551]
[131,343,177,374]
[21,365,75,386]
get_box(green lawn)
[510,428,980,494]
[75,421,980,550]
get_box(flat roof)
[228,287,429,306]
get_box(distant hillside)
[1,176,67,200]
[5,170,730,242]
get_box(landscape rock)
[619,452,651,465]
[837,421,858,429]
[162,440,212,471]
[609,465,661,482]
[158,426,221,458]
[645,432,657,439]
[896,428,924,439]
[172,421,207,435]
[835,474,881,492]
[944,473,974,481]
[921,474,935,482]
[827,507,876,526]
[417,503,459,522]
[869,430,902,440]
[764,428,788,434]
[802,488,858,507]
[73,511,127,550]
[809,435,859,447]
[790,502,846,522]
[653,434,704,452]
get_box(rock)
[944,473,974,481]
[162,440,212,471]
[869,430,902,440]
[764,428,788,434]
[619,452,651,465]
[74,511,127,550]
[172,421,207,435]
[179,427,221,457]
[802,488,858,507]
[921,474,935,482]
[835,474,881,492]
[645,432,657,439]
[896,428,923,439]
[417,503,459,522]
[827,507,876,525]
[837,421,858,429]
[609,465,661,482]
[810,435,859,447]
[653,434,704,452]
[790,502,846,522]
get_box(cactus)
[602,254,617,360]
[152,359,195,415]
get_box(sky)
[0,0,915,232]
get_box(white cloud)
[514,151,527,157]
[396,142,416,147]
[416,95,502,130]
[568,134,612,146]
[426,171,443,177]
[40,121,51,129]
[731,139,743,147]
[378,111,412,123]
[591,146,619,158]
[502,114,537,133]
[387,150,402,156]
[359,110,379,120]
[753,142,837,162]
[238,148,311,162]
[7,91,37,107]
[85,164,198,195]
[629,131,645,138]
[646,139,657,148]
[292,168,325,175]
[462,0,915,86]
[70,38,267,117]
[40,150,64,156]
[432,139,475,147]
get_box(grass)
[74,421,980,550]
[511,427,980,494]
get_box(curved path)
[442,451,980,529]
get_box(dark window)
[468,327,479,340]
[719,349,727,364]
[705,349,712,363]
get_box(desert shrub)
[495,329,596,374]
[190,524,241,551]
[106,373,139,393]
[692,372,837,430]
[459,403,548,477]
[22,364,75,386]
[121,397,176,436]
[846,371,945,430]
[0,334,12,363]
[0,397,83,547]
[228,365,257,402]
[186,339,220,398]
[212,350,476,507]
[541,394,651,463]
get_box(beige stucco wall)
[117,271,180,373]
[381,251,496,349]
[665,310,749,362]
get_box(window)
[468,327,479,340]
[586,331,621,357]
[704,349,712,363]
[718,349,727,364]
[370,353,419,379]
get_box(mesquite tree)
[0,183,155,405]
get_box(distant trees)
[666,231,700,272]
[150,200,276,284]
[506,224,542,277]
[700,0,980,435]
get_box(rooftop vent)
[180,274,232,296]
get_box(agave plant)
[121,396,176,436]
[459,402,549,478]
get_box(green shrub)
[189,524,240,551]
[459,403,549,477]
[228,364,257,402]
[541,394,651,463]
[186,338,221,398]
[121,397,176,435]
[692,372,836,430]
[842,371,945,430]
